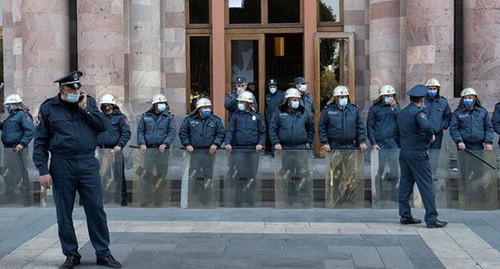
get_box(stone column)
[77,0,124,101]
[369,0,403,100]
[406,0,454,98]
[463,0,500,110]
[20,0,69,112]
[2,0,17,98]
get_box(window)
[454,0,463,97]
[318,0,341,23]
[189,0,210,24]
[188,36,211,112]
[268,0,300,23]
[229,0,261,24]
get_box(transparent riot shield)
[325,149,365,209]
[456,149,498,210]
[96,148,125,207]
[274,148,314,209]
[0,148,33,206]
[131,147,172,207]
[428,149,451,208]
[180,149,222,208]
[223,148,263,207]
[371,149,400,208]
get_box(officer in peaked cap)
[394,84,447,229]
[33,71,122,268]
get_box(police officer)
[33,71,122,268]
[264,78,284,153]
[395,84,447,228]
[224,91,266,206]
[449,88,494,151]
[179,98,225,204]
[96,93,131,206]
[318,85,368,152]
[225,77,257,118]
[292,76,315,116]
[367,85,400,182]
[136,93,176,207]
[0,94,35,205]
[423,78,452,149]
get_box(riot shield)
[428,149,451,208]
[223,148,263,207]
[180,149,222,208]
[325,149,365,209]
[0,148,33,206]
[274,148,314,209]
[371,149,400,208]
[456,149,497,210]
[96,148,125,207]
[131,147,172,207]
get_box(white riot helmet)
[284,88,301,99]
[460,87,477,97]
[236,91,254,103]
[151,93,168,105]
[4,94,23,105]
[99,93,117,105]
[425,78,441,88]
[333,86,349,97]
[378,85,396,97]
[195,97,212,109]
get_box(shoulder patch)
[36,114,42,126]
[419,112,427,119]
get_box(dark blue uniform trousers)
[398,150,438,224]
[51,156,110,259]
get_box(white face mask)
[299,84,307,92]
[338,98,348,107]
[269,87,277,94]
[290,100,300,109]
[157,103,167,112]
[238,103,246,111]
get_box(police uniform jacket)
[0,108,35,147]
[493,102,500,145]
[224,92,238,116]
[449,106,494,146]
[96,108,131,148]
[33,95,108,176]
[318,103,366,148]
[137,110,176,148]
[269,103,314,147]
[300,93,315,115]
[265,90,285,124]
[225,110,266,147]
[394,103,434,150]
[423,94,452,133]
[367,101,400,146]
[178,113,225,149]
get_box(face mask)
[383,97,393,105]
[157,103,167,112]
[463,99,474,107]
[201,108,212,117]
[66,93,80,103]
[290,100,300,109]
[238,103,246,111]
[299,84,307,92]
[427,91,437,97]
[269,87,277,94]
[338,98,348,107]
[5,105,11,113]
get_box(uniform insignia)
[419,113,427,119]
[252,115,256,121]
[36,114,42,126]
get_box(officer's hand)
[322,144,331,152]
[274,144,283,151]
[372,144,381,150]
[305,143,310,148]
[359,143,368,152]
[484,143,493,151]
[225,144,232,153]
[113,146,122,154]
[78,90,87,109]
[186,145,194,153]
[389,98,397,108]
[39,174,53,189]
[139,144,147,153]
[13,144,24,152]
[429,134,436,143]
[236,88,244,96]
[159,144,167,153]
[209,144,218,155]
[458,142,466,150]
[256,144,263,152]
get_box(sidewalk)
[0,207,499,268]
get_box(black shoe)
[96,254,122,268]
[121,200,127,206]
[426,220,448,228]
[400,217,422,225]
[59,256,81,269]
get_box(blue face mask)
[383,97,393,105]
[157,103,167,112]
[66,93,80,103]
[201,108,212,117]
[427,91,437,97]
[238,103,246,111]
[4,105,11,113]
[290,100,300,109]
[338,98,348,107]
[463,99,474,107]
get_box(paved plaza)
[0,207,499,269]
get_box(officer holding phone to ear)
[33,71,122,268]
